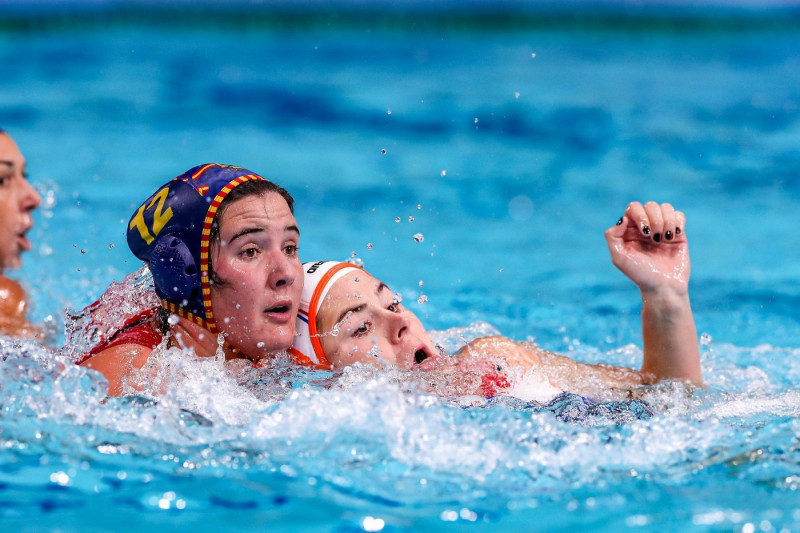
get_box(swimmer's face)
[317,271,439,370]
[0,133,41,272]
[209,191,303,359]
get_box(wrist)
[640,286,691,315]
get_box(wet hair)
[207,179,295,287]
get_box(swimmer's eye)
[241,247,259,259]
[387,303,401,313]
[0,175,8,187]
[284,245,298,256]
[353,322,372,337]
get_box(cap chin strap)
[161,300,217,333]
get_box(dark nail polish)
[665,230,673,240]
[675,227,681,235]
[653,232,661,242]
[616,217,623,226]
[642,225,650,235]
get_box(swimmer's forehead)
[320,271,391,327]
[331,270,390,297]
[217,193,299,244]
[0,134,25,169]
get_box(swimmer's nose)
[387,311,410,345]
[21,179,41,212]
[267,250,297,290]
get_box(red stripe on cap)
[198,174,264,333]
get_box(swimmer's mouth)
[414,349,428,365]
[264,300,293,320]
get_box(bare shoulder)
[458,335,543,371]
[81,344,154,396]
[0,275,43,339]
[0,275,28,318]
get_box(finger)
[624,201,650,237]
[659,203,677,241]
[643,201,663,242]
[674,209,686,238]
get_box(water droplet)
[473,118,479,124]
[413,233,424,243]
[351,251,357,257]
[366,243,373,250]
[418,280,424,287]
[347,257,364,267]
[509,194,535,221]
[700,332,712,346]
[531,52,537,58]
[515,91,520,99]
[393,292,403,304]
[408,216,415,222]
[80,249,86,254]
[440,170,446,177]
[380,148,387,154]
[416,204,422,209]
[108,243,115,249]
[167,314,179,326]
[367,346,380,358]
[386,108,392,115]
[417,294,428,305]
[257,342,265,348]
[362,517,385,532]
[394,217,401,223]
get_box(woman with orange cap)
[290,201,702,400]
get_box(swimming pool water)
[2,2,800,531]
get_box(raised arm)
[605,201,702,386]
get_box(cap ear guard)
[148,235,202,312]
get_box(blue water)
[2,2,800,531]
